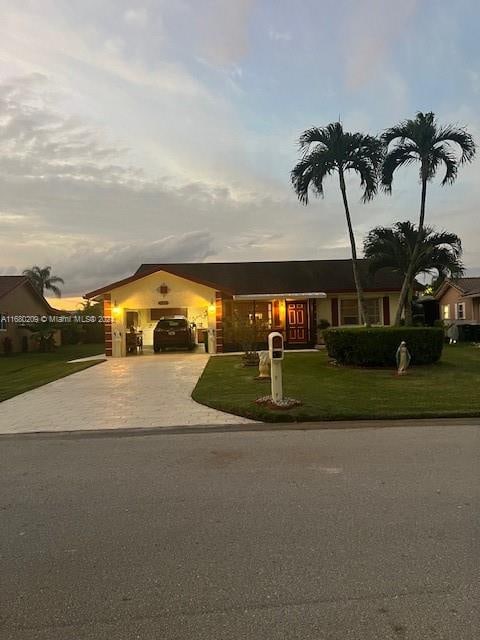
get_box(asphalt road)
[1,424,479,639]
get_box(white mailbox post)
[268,332,284,404]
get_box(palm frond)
[435,125,476,164]
[381,144,418,192]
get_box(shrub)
[324,326,444,367]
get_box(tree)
[22,265,65,297]
[291,122,383,325]
[364,221,464,325]
[381,112,475,325]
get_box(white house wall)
[108,271,217,356]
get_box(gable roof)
[0,275,59,312]
[0,276,27,300]
[85,259,406,299]
[435,276,480,299]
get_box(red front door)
[286,301,309,344]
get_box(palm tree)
[22,265,64,297]
[381,112,475,325]
[291,122,383,325]
[364,221,464,324]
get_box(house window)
[340,299,380,325]
[340,299,359,325]
[442,305,450,320]
[365,299,381,325]
[0,313,6,331]
[456,303,465,320]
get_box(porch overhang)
[232,292,327,300]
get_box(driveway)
[0,353,254,434]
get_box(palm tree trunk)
[405,283,414,325]
[394,173,427,325]
[338,169,368,326]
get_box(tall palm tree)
[381,112,475,325]
[364,221,464,324]
[291,122,383,325]
[22,265,64,297]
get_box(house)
[0,276,61,353]
[435,277,480,326]
[85,259,404,357]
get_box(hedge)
[323,326,444,367]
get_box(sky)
[0,0,479,298]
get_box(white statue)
[396,341,411,375]
[258,350,271,379]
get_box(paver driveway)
[0,353,254,434]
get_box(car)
[153,316,196,352]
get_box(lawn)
[192,344,480,422]
[0,343,105,402]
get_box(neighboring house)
[85,259,405,357]
[0,276,61,353]
[435,277,480,325]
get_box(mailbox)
[268,331,284,360]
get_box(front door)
[286,301,308,344]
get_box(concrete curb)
[1,416,479,440]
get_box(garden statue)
[396,341,411,375]
[258,350,271,379]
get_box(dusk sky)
[1,0,479,298]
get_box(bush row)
[323,326,444,367]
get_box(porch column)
[215,291,224,353]
[104,294,112,356]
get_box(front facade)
[435,277,480,325]
[85,260,403,357]
[0,276,60,353]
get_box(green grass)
[0,344,105,402]
[192,344,480,422]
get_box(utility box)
[268,332,284,360]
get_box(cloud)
[123,8,148,28]
[57,231,217,294]
[268,29,292,42]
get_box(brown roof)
[0,275,59,311]
[0,276,28,300]
[436,276,480,299]
[85,259,405,298]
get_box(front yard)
[0,344,105,402]
[192,344,480,422]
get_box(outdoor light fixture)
[112,306,122,315]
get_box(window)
[442,305,450,320]
[456,303,465,320]
[0,313,6,331]
[340,299,358,325]
[340,298,380,325]
[365,299,380,325]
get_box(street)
[1,424,479,639]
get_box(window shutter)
[331,298,339,327]
[382,296,390,325]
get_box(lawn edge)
[0,359,105,403]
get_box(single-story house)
[435,277,480,325]
[85,259,404,357]
[0,276,61,353]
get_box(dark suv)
[153,316,196,352]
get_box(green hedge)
[324,326,444,367]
